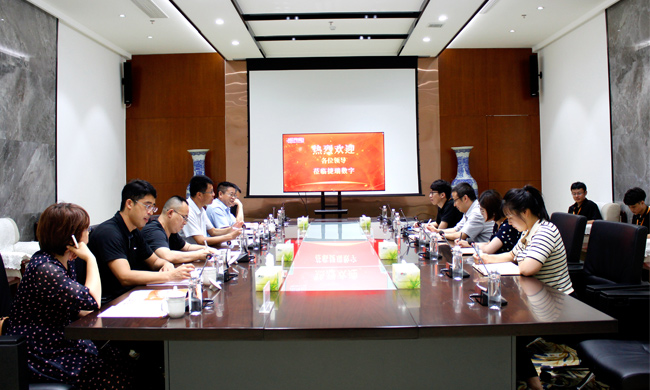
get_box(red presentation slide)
[282,132,385,192]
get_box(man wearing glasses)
[206,181,244,228]
[88,180,194,302]
[181,175,243,246]
[142,196,218,263]
[427,179,462,230]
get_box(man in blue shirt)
[206,181,244,228]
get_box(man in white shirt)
[181,175,242,246]
[206,181,244,228]
[430,182,494,242]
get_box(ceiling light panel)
[261,39,404,58]
[236,0,425,14]
[449,0,610,49]
[29,0,214,55]
[400,0,484,57]
[174,0,263,60]
[250,18,415,37]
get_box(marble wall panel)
[608,0,650,214]
[0,0,56,240]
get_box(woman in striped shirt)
[479,185,572,390]
[481,185,573,295]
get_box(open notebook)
[472,261,520,276]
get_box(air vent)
[131,0,168,19]
[428,23,444,28]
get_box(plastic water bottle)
[189,271,202,315]
[381,205,387,222]
[452,247,463,280]
[429,232,439,260]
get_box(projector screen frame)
[246,56,423,199]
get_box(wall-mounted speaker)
[529,54,540,97]
[122,61,133,105]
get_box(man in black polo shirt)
[88,180,194,302]
[624,187,650,235]
[142,196,217,263]
[567,182,602,223]
[428,179,463,229]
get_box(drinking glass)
[488,271,502,310]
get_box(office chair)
[550,212,588,297]
[580,221,648,303]
[0,334,73,390]
[577,339,649,390]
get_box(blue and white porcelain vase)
[186,149,209,197]
[451,146,478,197]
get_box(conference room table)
[66,219,616,390]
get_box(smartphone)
[71,234,79,249]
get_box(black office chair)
[580,221,648,303]
[0,256,72,390]
[577,339,650,390]
[550,212,588,297]
[0,335,73,390]
[551,212,587,265]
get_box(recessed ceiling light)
[119,14,126,18]
[147,35,153,39]
[438,15,448,22]
[232,40,240,46]
[215,18,224,25]
[537,6,544,10]
[359,36,364,40]
[509,29,515,33]
[423,37,431,42]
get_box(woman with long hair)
[457,189,520,254]
[5,203,131,389]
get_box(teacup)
[163,291,186,318]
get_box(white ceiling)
[25,0,619,60]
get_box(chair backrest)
[0,218,20,251]
[0,334,30,390]
[0,254,12,318]
[550,212,587,264]
[599,202,621,222]
[583,220,649,285]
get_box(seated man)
[429,182,494,242]
[88,180,194,302]
[624,187,650,234]
[427,179,463,230]
[206,181,244,228]
[567,181,602,223]
[142,196,218,263]
[181,175,242,246]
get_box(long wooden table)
[66,220,616,389]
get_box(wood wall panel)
[439,49,541,196]
[128,54,225,119]
[126,53,226,207]
[486,116,541,181]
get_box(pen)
[71,234,79,249]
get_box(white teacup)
[163,291,186,318]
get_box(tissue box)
[297,217,309,231]
[378,241,399,260]
[359,216,372,232]
[391,263,421,289]
[255,266,283,291]
[276,243,294,263]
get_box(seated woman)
[477,186,573,390]
[480,185,573,294]
[457,189,520,254]
[4,203,131,389]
